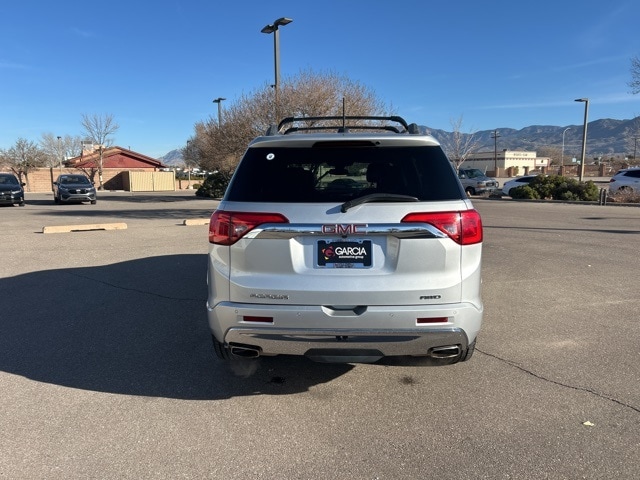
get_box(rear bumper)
[225,326,468,359]
[207,301,482,360]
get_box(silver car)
[207,116,483,364]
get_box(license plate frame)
[317,240,372,268]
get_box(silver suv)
[458,168,499,196]
[206,116,483,364]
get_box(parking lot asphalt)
[1,193,639,479]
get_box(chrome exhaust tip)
[429,345,462,359]
[230,345,261,358]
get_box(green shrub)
[510,185,541,199]
[511,175,599,201]
[195,172,230,198]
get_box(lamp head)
[274,17,293,26]
[262,17,293,34]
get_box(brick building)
[10,146,175,193]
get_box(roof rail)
[266,115,420,135]
[265,124,280,136]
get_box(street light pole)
[212,97,226,125]
[491,130,501,176]
[575,98,589,182]
[261,17,293,124]
[186,139,191,189]
[561,127,571,171]
[57,136,62,175]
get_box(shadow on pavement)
[0,254,352,399]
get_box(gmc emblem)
[321,224,367,235]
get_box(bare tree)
[39,133,62,168]
[630,55,640,94]
[440,116,481,168]
[192,69,393,175]
[40,133,83,170]
[1,138,46,190]
[536,145,562,168]
[280,69,389,121]
[81,113,119,189]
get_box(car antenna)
[338,97,348,133]
[342,98,346,130]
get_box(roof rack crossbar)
[277,115,412,133]
[282,125,403,135]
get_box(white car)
[206,115,483,364]
[609,168,640,193]
[501,175,538,196]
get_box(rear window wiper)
[341,193,419,212]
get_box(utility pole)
[491,130,501,176]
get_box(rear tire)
[212,336,231,360]
[461,340,476,362]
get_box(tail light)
[401,210,483,245]
[209,211,289,245]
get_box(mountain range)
[159,116,640,165]
[423,117,640,158]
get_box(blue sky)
[2,0,640,158]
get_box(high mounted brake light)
[401,210,483,245]
[209,211,289,245]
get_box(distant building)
[463,150,550,175]
[65,146,173,191]
[67,146,166,170]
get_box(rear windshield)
[225,145,464,202]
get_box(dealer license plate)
[317,240,372,268]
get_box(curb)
[42,222,128,234]
[183,219,210,226]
